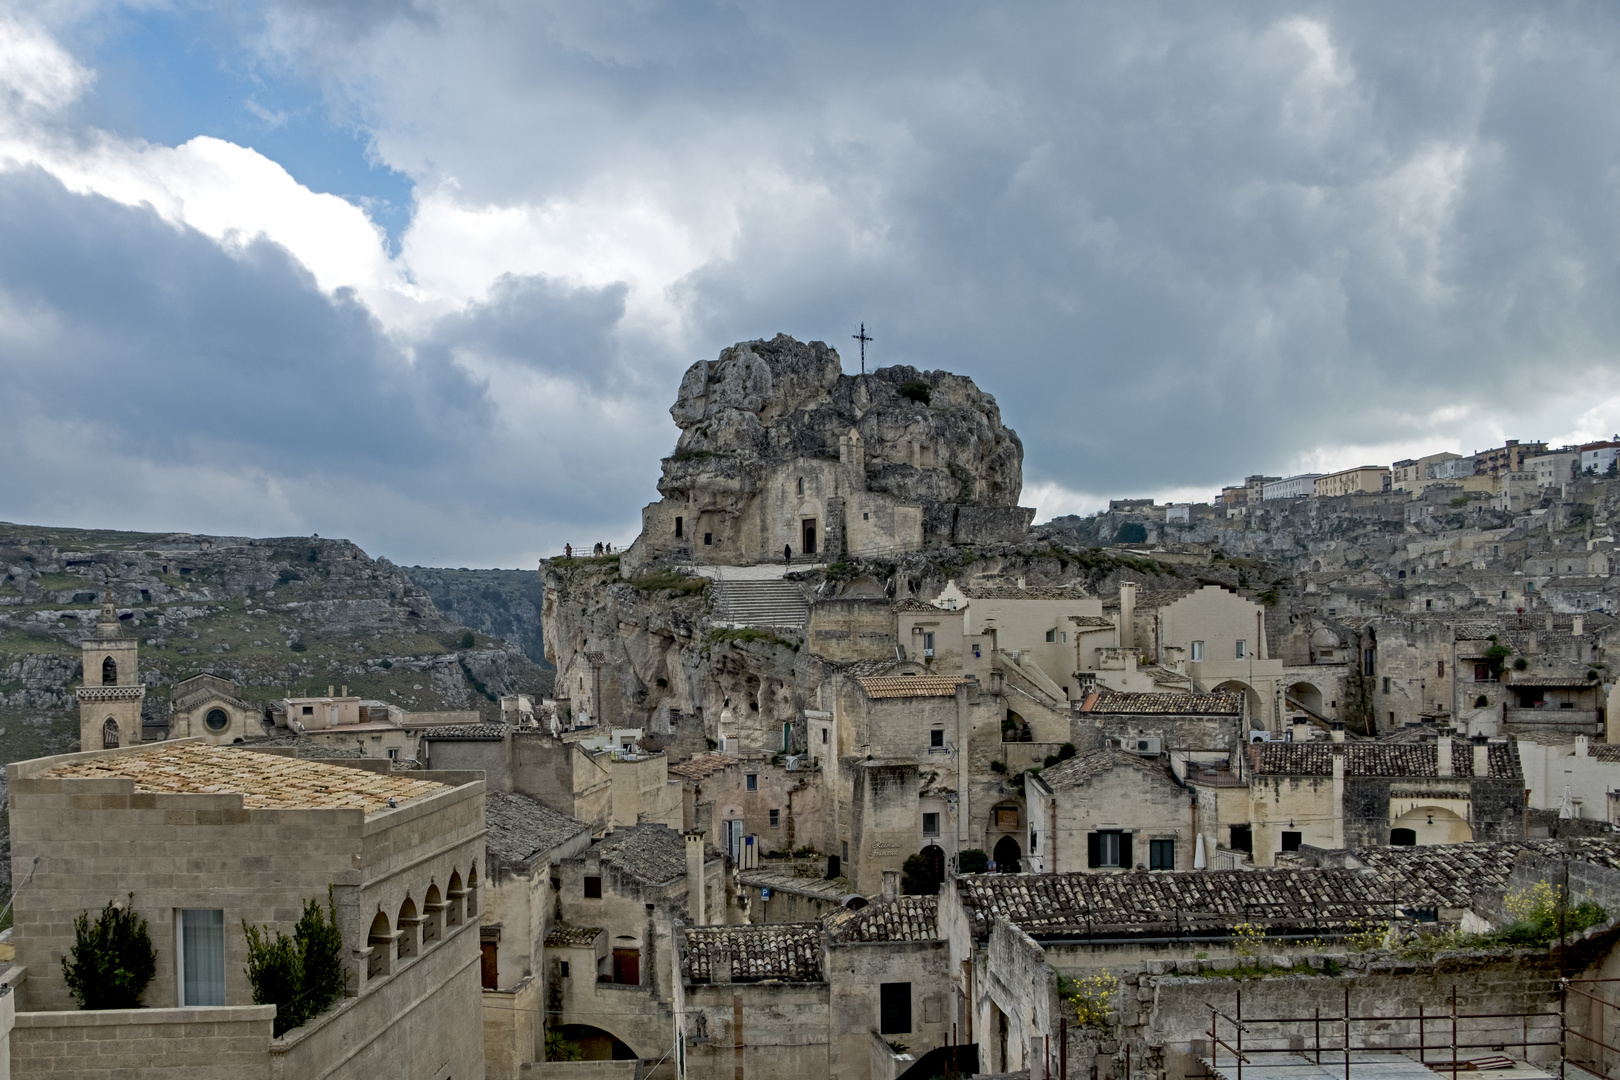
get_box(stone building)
[480,791,593,1079]
[168,672,258,744]
[1315,465,1393,497]
[931,580,1103,698]
[1075,688,1245,754]
[74,596,144,750]
[1245,733,1525,864]
[1024,748,1197,873]
[7,740,486,1079]
[544,824,726,1061]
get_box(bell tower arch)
[75,590,144,751]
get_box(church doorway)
[993,835,1022,874]
[801,519,818,556]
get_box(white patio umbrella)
[1194,832,1207,870]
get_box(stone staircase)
[711,578,810,629]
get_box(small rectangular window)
[972,644,981,658]
[821,728,829,744]
[1046,628,1056,643]
[1280,831,1302,852]
[880,983,912,1034]
[675,516,683,538]
[1149,839,1175,870]
[746,774,758,792]
[930,728,945,748]
[704,532,713,545]
[301,705,314,716]
[1437,660,1445,678]
[1475,663,1490,683]
[1383,677,1390,694]
[1191,641,1204,661]
[923,631,935,656]
[1229,825,1253,853]
[1235,640,1246,659]
[560,960,570,978]
[1364,649,1376,676]
[769,809,780,827]
[178,909,225,1007]
[583,876,602,899]
[1088,830,1127,868]
[922,812,940,836]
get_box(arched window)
[204,708,229,733]
[397,897,419,959]
[446,871,464,927]
[102,717,120,748]
[465,863,479,918]
[423,884,443,944]
[1390,828,1417,847]
[367,911,393,978]
[102,656,117,686]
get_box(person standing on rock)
[564,544,572,558]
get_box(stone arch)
[465,863,479,917]
[1002,709,1031,742]
[993,835,1022,874]
[423,882,443,944]
[102,717,120,748]
[367,911,393,978]
[1213,680,1263,725]
[551,1023,639,1061]
[1390,805,1472,846]
[839,575,886,599]
[101,656,117,685]
[1287,681,1325,719]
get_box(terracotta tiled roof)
[856,675,966,699]
[826,896,938,942]
[1589,744,1620,763]
[1082,690,1241,716]
[1507,676,1601,688]
[544,925,604,948]
[668,753,734,780]
[485,791,591,865]
[893,599,943,613]
[954,869,1398,940]
[1032,749,1175,792]
[956,585,1090,600]
[42,744,447,815]
[1068,615,1115,628]
[1255,740,1521,779]
[682,924,823,983]
[1353,838,1620,908]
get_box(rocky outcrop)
[403,567,551,672]
[653,334,1030,556]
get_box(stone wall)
[807,600,896,662]
[679,980,831,1080]
[483,976,544,1080]
[828,939,953,1077]
[10,1003,277,1080]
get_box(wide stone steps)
[712,579,810,629]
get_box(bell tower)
[76,589,144,750]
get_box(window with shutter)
[880,983,912,1034]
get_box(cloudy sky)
[3,2,1620,567]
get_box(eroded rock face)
[662,334,1026,511]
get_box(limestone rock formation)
[638,334,1033,569]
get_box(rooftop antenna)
[852,323,874,376]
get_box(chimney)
[327,684,335,698]
[1574,614,1585,637]
[686,832,707,926]
[1436,734,1453,777]
[881,869,899,903]
[1331,744,1346,849]
[1546,613,1555,632]
[1330,721,1345,743]
[1291,719,1310,744]
[341,684,347,698]
[1473,734,1490,776]
[1576,735,1590,759]
[1119,582,1137,652]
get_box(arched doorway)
[552,1024,639,1061]
[1287,682,1324,719]
[1003,710,1031,742]
[993,835,1022,874]
[102,717,120,748]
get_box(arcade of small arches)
[364,865,481,981]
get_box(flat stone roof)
[41,743,448,815]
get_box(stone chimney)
[328,684,335,698]
[1291,719,1310,744]
[1574,614,1586,637]
[1330,721,1345,743]
[1473,734,1490,776]
[1436,734,1453,777]
[1119,582,1137,652]
[686,832,707,926]
[881,869,898,903]
[1576,735,1590,759]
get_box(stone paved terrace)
[37,742,447,814]
[826,895,938,942]
[682,923,823,983]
